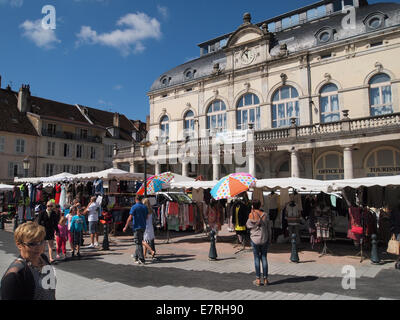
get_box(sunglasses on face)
[23,241,45,248]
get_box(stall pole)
[102,223,110,250]
[208,229,218,261]
[13,215,18,231]
[0,214,4,230]
[370,234,381,265]
[290,233,300,263]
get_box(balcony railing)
[41,129,102,144]
[114,112,400,159]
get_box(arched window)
[236,93,261,130]
[184,110,195,137]
[369,73,393,116]
[320,83,340,123]
[207,100,227,132]
[365,147,400,177]
[272,86,300,128]
[315,152,344,180]
[160,115,169,142]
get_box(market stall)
[0,184,15,226]
[328,175,400,260]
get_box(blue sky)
[0,0,396,122]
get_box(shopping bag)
[387,235,400,255]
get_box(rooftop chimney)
[113,112,120,128]
[0,75,2,89]
[18,84,31,113]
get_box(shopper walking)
[37,201,59,263]
[390,201,400,267]
[142,198,156,260]
[84,196,100,248]
[123,195,148,264]
[55,217,68,260]
[1,222,56,300]
[246,200,271,286]
[65,206,75,252]
[70,207,87,259]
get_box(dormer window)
[315,27,335,44]
[364,13,387,31]
[184,68,196,80]
[160,76,171,87]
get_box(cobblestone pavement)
[1,222,399,301]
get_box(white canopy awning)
[14,177,43,184]
[70,168,144,182]
[170,180,219,190]
[330,175,400,190]
[0,184,14,191]
[255,178,331,193]
[41,173,75,183]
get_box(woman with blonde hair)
[142,198,156,260]
[1,222,56,300]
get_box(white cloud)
[113,84,123,91]
[0,0,23,7]
[76,12,161,56]
[157,5,169,19]
[20,19,61,49]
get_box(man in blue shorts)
[123,195,148,264]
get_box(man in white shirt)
[84,196,100,248]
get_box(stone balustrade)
[114,112,400,159]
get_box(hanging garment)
[54,184,61,204]
[266,193,278,210]
[293,193,303,211]
[347,207,363,241]
[192,188,204,203]
[59,184,67,210]
[367,186,384,208]
[167,202,179,216]
[35,185,43,203]
[286,202,301,225]
[280,188,290,208]
[252,188,264,207]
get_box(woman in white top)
[142,198,156,260]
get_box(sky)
[0,0,397,122]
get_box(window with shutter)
[0,137,5,152]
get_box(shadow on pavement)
[268,276,319,286]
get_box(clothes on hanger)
[54,184,61,204]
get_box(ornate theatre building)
[114,0,400,181]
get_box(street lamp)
[140,141,152,198]
[22,157,30,178]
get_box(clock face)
[241,48,255,65]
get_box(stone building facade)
[114,0,400,181]
[0,83,146,183]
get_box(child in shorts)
[70,207,87,258]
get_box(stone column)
[155,161,161,175]
[247,125,256,177]
[182,161,189,177]
[212,154,220,181]
[129,160,137,173]
[290,149,300,178]
[343,146,354,179]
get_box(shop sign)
[216,130,248,144]
[318,169,344,175]
[368,167,400,173]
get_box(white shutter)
[8,163,13,177]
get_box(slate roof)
[0,88,38,136]
[78,106,137,141]
[149,2,400,93]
